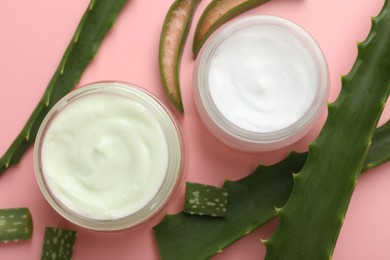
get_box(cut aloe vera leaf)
[184,182,229,217]
[192,0,271,56]
[0,0,128,175]
[159,0,201,112]
[41,227,77,260]
[154,120,390,260]
[0,208,32,243]
[265,1,390,259]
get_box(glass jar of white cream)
[34,82,185,231]
[194,15,329,152]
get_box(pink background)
[1,0,389,259]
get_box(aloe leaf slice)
[159,0,201,112]
[153,119,390,260]
[41,227,77,260]
[264,1,390,259]
[0,0,128,175]
[184,182,229,217]
[0,208,32,243]
[192,0,271,56]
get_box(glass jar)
[34,81,185,231]
[193,15,329,152]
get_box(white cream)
[208,22,319,133]
[41,93,169,220]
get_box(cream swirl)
[41,93,169,220]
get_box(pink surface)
[0,0,389,259]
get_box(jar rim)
[195,15,329,148]
[33,81,185,231]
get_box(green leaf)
[160,0,201,112]
[0,208,32,243]
[363,119,390,171]
[153,119,390,260]
[265,0,390,259]
[184,182,229,217]
[41,227,77,260]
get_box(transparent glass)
[194,15,329,152]
[34,81,185,231]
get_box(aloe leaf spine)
[264,1,390,259]
[192,0,271,56]
[160,0,201,112]
[0,0,128,175]
[153,120,390,260]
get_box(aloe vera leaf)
[264,2,390,259]
[153,119,390,260]
[154,152,305,260]
[0,0,128,175]
[184,182,229,217]
[41,227,77,260]
[192,0,271,56]
[0,208,32,243]
[159,0,201,112]
[363,119,390,171]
